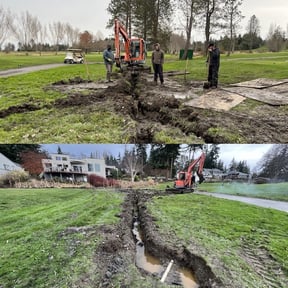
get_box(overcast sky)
[42,144,273,171]
[1,0,287,41]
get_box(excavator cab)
[114,19,149,72]
[129,39,146,63]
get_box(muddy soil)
[50,74,287,143]
[1,74,288,143]
[91,189,222,288]
[60,189,287,287]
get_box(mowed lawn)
[149,193,288,287]
[0,188,123,288]
[199,182,288,201]
[1,188,287,287]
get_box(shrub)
[87,174,119,188]
[0,170,30,187]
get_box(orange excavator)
[114,19,149,72]
[166,152,206,193]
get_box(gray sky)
[1,0,287,40]
[42,144,273,171]
[218,144,273,171]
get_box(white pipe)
[160,260,174,283]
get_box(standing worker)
[206,42,220,89]
[103,44,115,83]
[152,43,164,85]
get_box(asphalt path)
[0,63,67,78]
[197,192,288,213]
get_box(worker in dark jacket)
[206,43,220,89]
[152,43,164,85]
[103,44,115,82]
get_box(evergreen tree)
[258,145,288,181]
[204,144,220,169]
[229,157,238,171]
[57,145,63,154]
[0,144,41,163]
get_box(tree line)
[106,0,288,55]
[1,144,288,183]
[0,6,106,53]
[1,1,288,55]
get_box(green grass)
[199,182,288,201]
[149,193,288,287]
[1,51,288,142]
[0,62,128,143]
[0,52,103,70]
[0,188,124,288]
[1,187,287,287]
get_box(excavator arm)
[170,152,206,192]
[114,18,148,71]
[185,152,206,187]
[114,19,131,66]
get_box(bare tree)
[266,23,285,52]
[38,23,47,55]
[178,0,201,59]
[257,145,288,181]
[203,0,216,51]
[0,6,13,50]
[64,23,80,47]
[122,147,143,182]
[10,11,41,51]
[246,15,260,52]
[222,0,244,55]
[49,21,65,53]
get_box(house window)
[62,157,67,161]
[73,166,79,172]
[88,164,93,172]
[95,164,101,172]
[56,156,61,161]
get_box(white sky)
[42,144,273,171]
[1,0,287,41]
[218,144,273,171]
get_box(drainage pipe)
[160,260,174,283]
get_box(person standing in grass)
[103,44,115,82]
[206,42,220,89]
[152,43,164,85]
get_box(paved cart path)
[197,192,288,213]
[0,63,67,78]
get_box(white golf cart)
[64,49,84,64]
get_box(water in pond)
[132,220,199,288]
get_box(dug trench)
[94,189,223,288]
[2,74,287,143]
[51,73,288,143]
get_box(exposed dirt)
[50,74,288,143]
[1,74,288,143]
[58,189,287,287]
[91,189,222,287]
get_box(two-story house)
[42,153,117,182]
